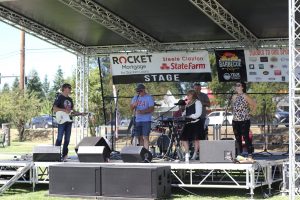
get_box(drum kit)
[152,117,191,160]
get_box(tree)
[2,83,10,93]
[42,75,50,99]
[0,90,40,141]
[49,66,64,100]
[12,77,19,91]
[26,70,45,99]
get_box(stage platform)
[0,154,287,198]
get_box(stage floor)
[0,153,288,198]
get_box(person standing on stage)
[193,82,210,154]
[232,82,256,157]
[130,84,154,150]
[180,90,203,162]
[53,83,75,161]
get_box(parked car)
[273,109,289,127]
[31,115,58,129]
[207,111,233,125]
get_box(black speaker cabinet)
[101,165,171,199]
[200,140,238,163]
[49,163,101,197]
[75,137,111,154]
[121,146,153,163]
[77,146,110,162]
[33,146,61,162]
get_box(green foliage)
[2,83,10,93]
[49,66,64,100]
[12,77,19,91]
[42,75,50,99]
[0,90,41,141]
[26,70,45,99]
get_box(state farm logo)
[160,63,170,70]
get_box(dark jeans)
[232,120,252,154]
[55,122,72,157]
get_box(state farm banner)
[215,50,247,82]
[244,49,288,82]
[110,51,212,84]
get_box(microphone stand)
[255,99,273,156]
[224,90,234,138]
[51,93,60,146]
[111,90,120,152]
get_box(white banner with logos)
[110,51,211,84]
[244,49,289,82]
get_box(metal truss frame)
[57,0,161,51]
[189,0,259,47]
[289,0,300,199]
[74,54,89,144]
[0,5,85,55]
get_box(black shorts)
[180,119,205,141]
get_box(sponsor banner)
[215,50,247,82]
[244,49,289,82]
[112,73,212,84]
[110,51,211,84]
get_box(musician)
[193,82,210,140]
[232,82,256,157]
[53,83,75,161]
[130,84,154,149]
[180,90,203,161]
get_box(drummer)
[180,90,203,161]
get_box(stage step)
[0,170,18,176]
[0,180,8,185]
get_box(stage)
[0,154,287,198]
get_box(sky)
[0,22,77,88]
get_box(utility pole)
[19,30,25,90]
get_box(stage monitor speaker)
[49,163,101,196]
[33,146,61,162]
[101,165,171,199]
[121,146,152,163]
[75,137,111,154]
[77,146,110,162]
[199,140,238,163]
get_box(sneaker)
[190,153,199,160]
[62,155,68,162]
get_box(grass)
[0,183,290,200]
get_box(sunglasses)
[235,83,242,87]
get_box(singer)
[130,84,154,149]
[232,82,256,157]
[180,90,203,162]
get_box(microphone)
[174,100,186,106]
[154,102,161,106]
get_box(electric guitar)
[55,111,90,124]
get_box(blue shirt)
[131,94,154,122]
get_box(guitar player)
[53,83,78,161]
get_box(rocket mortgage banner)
[110,51,212,84]
[215,50,247,82]
[244,49,289,82]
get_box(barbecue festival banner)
[110,51,212,84]
[215,50,247,82]
[244,49,289,82]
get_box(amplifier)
[33,146,61,162]
[200,140,238,163]
[101,165,171,199]
[49,163,101,197]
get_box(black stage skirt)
[180,119,205,141]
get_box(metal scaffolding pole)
[289,0,300,199]
[75,54,89,145]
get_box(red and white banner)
[110,51,212,84]
[244,49,289,82]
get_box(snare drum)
[156,135,170,154]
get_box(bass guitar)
[56,111,90,124]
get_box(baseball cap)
[136,83,146,92]
[193,82,201,87]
